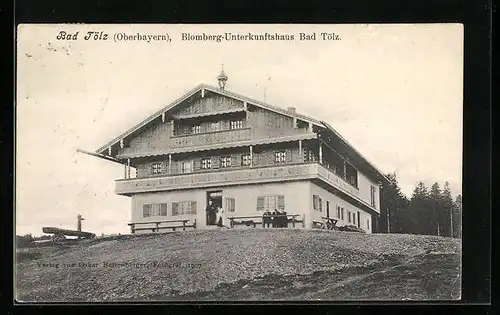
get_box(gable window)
[230,120,243,129]
[210,121,221,132]
[370,185,377,208]
[225,197,236,213]
[191,125,201,134]
[256,195,285,212]
[313,195,322,212]
[181,161,193,174]
[201,157,212,169]
[275,151,287,163]
[152,162,162,174]
[241,154,251,166]
[220,156,231,168]
[143,204,152,218]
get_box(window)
[367,219,370,230]
[256,195,285,212]
[341,208,345,220]
[143,204,152,218]
[220,156,231,168]
[191,125,201,134]
[160,203,168,216]
[201,158,212,169]
[152,163,162,174]
[172,201,197,216]
[241,154,251,166]
[304,148,314,162]
[210,121,221,132]
[225,197,235,213]
[352,212,356,225]
[348,211,351,223]
[275,151,286,163]
[313,195,322,212]
[230,120,243,129]
[370,185,377,207]
[181,161,193,173]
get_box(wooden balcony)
[169,127,252,149]
[116,163,318,195]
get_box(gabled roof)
[95,83,322,154]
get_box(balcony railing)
[169,127,252,149]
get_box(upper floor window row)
[176,119,247,136]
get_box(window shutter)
[191,201,197,215]
[278,195,285,210]
[172,202,179,216]
[143,204,151,218]
[257,197,265,211]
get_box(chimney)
[287,107,296,114]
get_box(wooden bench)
[128,219,196,234]
[312,217,338,230]
[228,214,305,228]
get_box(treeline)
[379,173,462,238]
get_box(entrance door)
[206,190,223,226]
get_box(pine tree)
[430,183,442,236]
[453,194,462,238]
[410,182,430,234]
[380,172,410,233]
[441,182,455,237]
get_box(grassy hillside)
[15,229,461,301]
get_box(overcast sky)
[16,24,463,236]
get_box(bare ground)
[15,229,461,302]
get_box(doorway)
[206,190,222,226]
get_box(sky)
[16,24,463,236]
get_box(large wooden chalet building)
[92,70,389,234]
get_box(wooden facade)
[95,83,389,233]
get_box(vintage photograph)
[15,24,463,301]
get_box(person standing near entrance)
[262,209,272,228]
[281,209,288,228]
[206,200,217,226]
[271,209,278,228]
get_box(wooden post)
[298,140,303,162]
[343,160,347,179]
[108,146,112,156]
[120,139,124,149]
[249,145,253,167]
[168,154,172,174]
[201,88,205,98]
[124,163,127,178]
[155,222,160,232]
[319,142,323,164]
[162,112,165,123]
[127,158,131,178]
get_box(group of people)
[206,200,226,227]
[262,209,288,228]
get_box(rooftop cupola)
[217,64,228,90]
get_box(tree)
[441,182,455,237]
[410,182,432,235]
[429,183,442,236]
[453,194,462,238]
[379,172,410,233]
